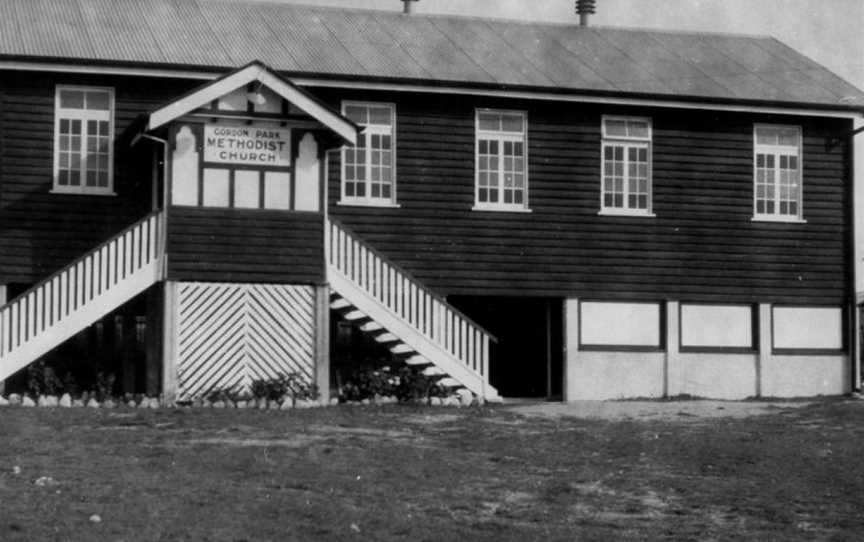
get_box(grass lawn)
[1,400,864,541]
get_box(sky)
[255,0,864,91]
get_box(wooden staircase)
[0,212,164,382]
[327,218,500,402]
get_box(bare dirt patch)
[505,399,812,422]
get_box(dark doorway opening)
[448,296,563,399]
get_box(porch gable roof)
[146,60,359,145]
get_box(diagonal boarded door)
[175,282,316,399]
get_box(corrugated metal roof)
[2,0,862,109]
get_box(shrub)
[25,361,66,397]
[250,373,318,403]
[338,363,449,403]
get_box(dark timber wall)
[0,70,853,304]
[323,89,852,304]
[0,71,196,284]
[166,207,324,284]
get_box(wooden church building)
[0,0,863,402]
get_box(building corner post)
[664,300,680,397]
[562,298,579,401]
[314,284,331,404]
[852,115,864,392]
[0,284,6,395]
[161,281,179,403]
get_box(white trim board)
[2,60,863,120]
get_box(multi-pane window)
[754,125,802,220]
[475,110,527,210]
[53,86,114,194]
[601,116,651,214]
[342,102,395,205]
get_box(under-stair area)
[0,212,164,383]
[327,219,501,402]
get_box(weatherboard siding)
[0,71,196,283]
[0,72,852,303]
[166,206,325,285]
[325,90,851,304]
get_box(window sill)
[471,205,532,213]
[50,188,117,197]
[751,216,806,224]
[337,200,401,209]
[598,209,656,218]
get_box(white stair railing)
[327,218,494,383]
[0,211,164,380]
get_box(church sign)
[203,124,291,167]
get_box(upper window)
[53,86,114,195]
[341,102,396,206]
[601,116,652,216]
[475,110,528,211]
[753,125,803,222]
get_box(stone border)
[0,390,480,410]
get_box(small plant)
[250,373,319,403]
[95,372,117,401]
[205,386,248,404]
[391,365,449,403]
[25,360,66,397]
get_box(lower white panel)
[681,304,752,348]
[773,306,843,350]
[761,355,848,397]
[580,301,661,347]
[566,351,665,400]
[679,353,758,400]
[175,282,316,399]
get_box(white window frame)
[339,101,398,208]
[52,85,116,196]
[752,124,805,223]
[473,109,530,213]
[599,115,654,217]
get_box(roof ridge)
[198,0,776,40]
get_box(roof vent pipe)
[402,0,418,14]
[576,0,596,27]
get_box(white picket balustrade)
[0,212,164,378]
[327,218,493,380]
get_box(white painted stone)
[0,396,8,407]
[59,394,72,407]
[212,400,226,409]
[21,396,36,407]
[430,397,443,406]
[37,396,49,407]
[126,400,137,408]
[72,399,85,407]
[236,400,248,409]
[102,399,116,409]
[8,394,21,405]
[456,389,474,406]
[329,397,340,406]
[86,398,100,408]
[280,400,294,410]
